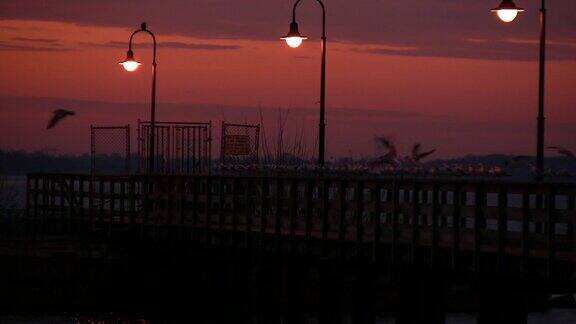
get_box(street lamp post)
[491,0,546,181]
[120,22,158,174]
[281,0,327,167]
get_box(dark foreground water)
[1,310,576,323]
[0,309,576,324]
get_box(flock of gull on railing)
[216,162,505,178]
[215,137,576,180]
[215,161,573,179]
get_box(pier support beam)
[318,259,344,324]
[476,276,527,324]
[395,266,446,324]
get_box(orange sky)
[0,6,575,159]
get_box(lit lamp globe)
[281,22,308,48]
[491,0,524,22]
[119,50,141,72]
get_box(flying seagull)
[374,136,398,159]
[47,109,75,129]
[373,136,400,167]
[411,143,436,162]
[547,146,575,158]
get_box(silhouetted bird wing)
[547,146,575,158]
[375,136,397,158]
[411,143,421,160]
[415,149,435,162]
[47,109,75,129]
[560,149,575,158]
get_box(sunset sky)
[0,0,575,159]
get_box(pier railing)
[21,173,576,277]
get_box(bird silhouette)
[411,143,436,162]
[374,136,398,159]
[47,109,75,129]
[547,146,575,158]
[373,136,401,167]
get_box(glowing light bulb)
[491,1,524,23]
[284,36,304,48]
[120,60,141,72]
[119,50,141,72]
[281,22,307,49]
[496,9,520,22]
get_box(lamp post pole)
[492,0,547,181]
[319,15,327,167]
[283,0,327,167]
[536,0,546,182]
[121,22,157,174]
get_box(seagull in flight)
[547,146,575,158]
[372,136,400,167]
[47,109,75,129]
[411,143,436,162]
[375,136,398,160]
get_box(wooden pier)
[15,173,575,277]
[1,172,575,322]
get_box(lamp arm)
[128,22,157,64]
[292,0,326,37]
[292,0,302,23]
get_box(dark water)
[1,310,576,323]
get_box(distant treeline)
[1,150,575,176]
[431,154,576,172]
[0,150,134,175]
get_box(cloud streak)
[0,40,70,52]
[0,0,575,60]
[81,40,241,51]
[353,36,576,61]
[11,36,60,43]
